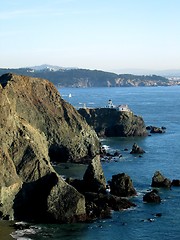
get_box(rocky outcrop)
[66,155,107,194]
[85,192,136,220]
[83,155,106,193]
[78,108,147,137]
[143,189,161,203]
[67,158,136,220]
[0,73,100,222]
[146,126,166,133]
[109,173,137,197]
[130,143,145,154]
[171,179,180,186]
[151,171,171,188]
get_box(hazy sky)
[1,0,180,72]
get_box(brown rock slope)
[0,73,100,222]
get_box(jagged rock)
[66,156,106,194]
[109,173,137,197]
[151,171,171,188]
[85,192,136,220]
[143,189,161,203]
[146,126,166,133]
[0,73,101,222]
[130,143,145,154]
[67,161,136,221]
[171,179,180,186]
[78,108,147,137]
[83,155,106,193]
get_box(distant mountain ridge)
[0,65,180,87]
[29,64,76,71]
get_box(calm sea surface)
[1,86,180,240]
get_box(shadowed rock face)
[109,173,137,197]
[151,171,171,188]
[143,189,161,203]
[0,73,99,163]
[0,73,100,222]
[78,108,147,137]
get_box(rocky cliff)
[0,73,100,222]
[78,108,147,137]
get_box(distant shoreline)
[1,67,180,88]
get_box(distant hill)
[0,66,179,87]
[29,64,76,71]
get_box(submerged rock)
[146,126,166,133]
[151,171,171,188]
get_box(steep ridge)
[0,73,100,222]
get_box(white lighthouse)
[107,99,115,108]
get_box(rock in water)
[130,143,145,154]
[0,73,100,222]
[171,179,180,186]
[143,189,161,203]
[83,155,106,193]
[146,126,166,133]
[109,173,137,197]
[151,171,171,188]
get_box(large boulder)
[143,189,161,203]
[151,171,171,188]
[109,173,137,197]
[78,108,147,137]
[0,73,101,222]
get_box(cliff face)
[78,108,147,137]
[0,73,100,222]
[0,73,99,163]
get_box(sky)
[1,0,180,73]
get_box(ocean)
[1,86,180,240]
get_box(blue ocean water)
[3,86,180,240]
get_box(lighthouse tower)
[107,99,115,108]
